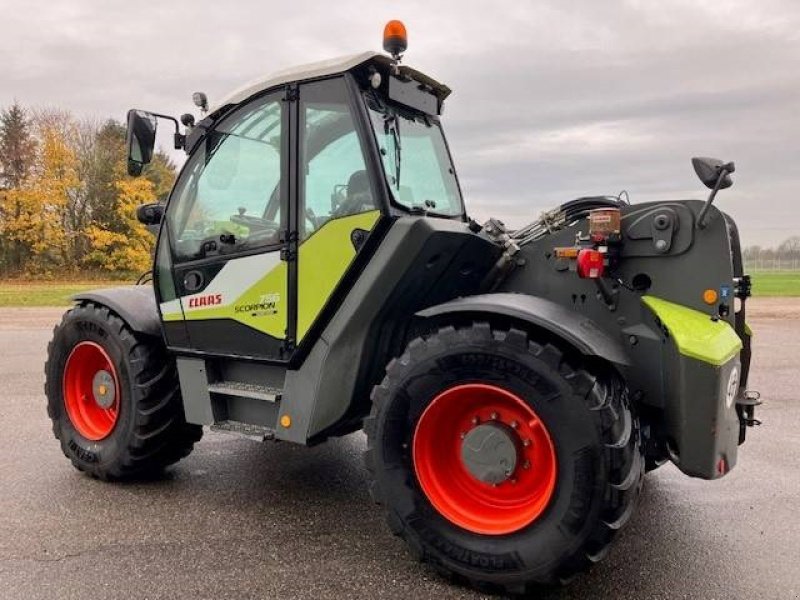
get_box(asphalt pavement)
[0,300,798,600]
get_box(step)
[210,420,275,442]
[207,381,281,402]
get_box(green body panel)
[642,296,742,366]
[169,210,381,341]
[297,210,380,339]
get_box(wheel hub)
[461,422,519,485]
[412,383,557,535]
[63,341,120,441]
[92,370,116,409]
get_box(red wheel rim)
[412,383,557,535]
[62,341,120,441]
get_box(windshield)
[366,99,464,217]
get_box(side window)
[301,93,376,240]
[168,98,283,261]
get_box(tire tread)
[44,301,202,480]
[363,322,643,595]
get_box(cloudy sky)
[1,0,798,246]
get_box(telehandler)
[45,21,760,594]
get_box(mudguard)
[416,292,631,367]
[72,286,161,337]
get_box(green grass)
[0,271,796,307]
[0,281,125,307]
[750,271,800,297]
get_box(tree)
[144,150,177,201]
[82,119,176,274]
[1,121,80,274]
[0,104,177,277]
[778,236,800,260]
[0,103,37,272]
[84,158,160,273]
[0,103,36,188]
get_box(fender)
[416,292,631,367]
[72,286,161,337]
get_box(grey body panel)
[178,356,283,428]
[73,286,160,337]
[500,199,736,406]
[498,199,742,478]
[276,216,501,443]
[663,351,741,478]
[416,293,631,367]
[177,357,214,425]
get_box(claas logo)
[188,294,222,308]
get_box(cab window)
[300,83,376,240]
[168,98,283,262]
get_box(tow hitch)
[736,390,762,444]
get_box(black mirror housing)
[126,109,158,177]
[136,202,164,225]
[692,157,734,190]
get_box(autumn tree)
[0,103,178,277]
[0,117,82,274]
[85,160,159,273]
[82,123,176,274]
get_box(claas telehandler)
[45,21,760,594]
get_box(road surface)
[0,299,797,599]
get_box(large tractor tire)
[44,302,202,480]
[364,323,643,594]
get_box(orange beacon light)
[383,20,408,57]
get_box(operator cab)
[124,23,465,361]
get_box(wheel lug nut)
[510,420,519,429]
[490,412,498,420]
[471,416,479,425]
[523,439,531,447]
[460,432,466,439]
[510,478,517,485]
[523,460,531,469]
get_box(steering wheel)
[333,191,371,219]
[230,208,279,233]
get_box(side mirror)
[692,157,734,190]
[136,202,164,225]
[126,109,158,177]
[692,157,736,229]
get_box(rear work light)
[576,249,605,279]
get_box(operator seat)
[341,170,374,216]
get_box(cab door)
[293,77,383,344]
[160,91,291,360]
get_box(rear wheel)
[45,302,202,480]
[364,323,643,594]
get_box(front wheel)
[364,323,643,594]
[45,302,202,480]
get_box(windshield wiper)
[384,114,401,189]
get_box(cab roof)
[209,51,450,117]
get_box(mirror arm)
[146,111,186,150]
[697,165,732,229]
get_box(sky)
[0,0,798,247]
